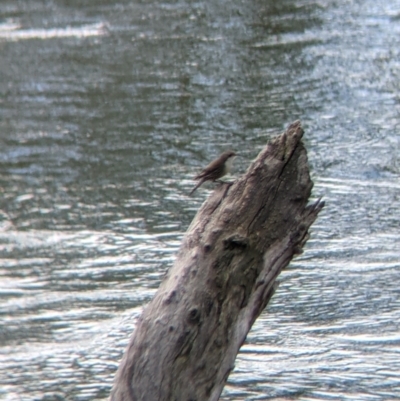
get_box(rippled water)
[1,1,400,400]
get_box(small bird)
[190,150,237,195]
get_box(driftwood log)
[110,121,324,401]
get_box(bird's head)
[222,150,237,161]
[221,150,237,172]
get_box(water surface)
[1,1,400,400]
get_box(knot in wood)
[187,307,201,325]
[223,235,249,250]
[164,290,177,305]
[204,243,212,253]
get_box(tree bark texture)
[110,121,324,401]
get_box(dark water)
[1,1,400,400]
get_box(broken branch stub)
[110,120,324,401]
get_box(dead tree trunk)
[110,121,324,401]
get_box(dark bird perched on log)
[190,150,237,195]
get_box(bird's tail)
[189,179,204,196]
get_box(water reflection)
[0,21,107,41]
[1,0,400,400]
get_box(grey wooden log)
[110,120,324,401]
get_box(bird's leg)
[215,179,234,187]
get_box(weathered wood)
[110,121,324,401]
